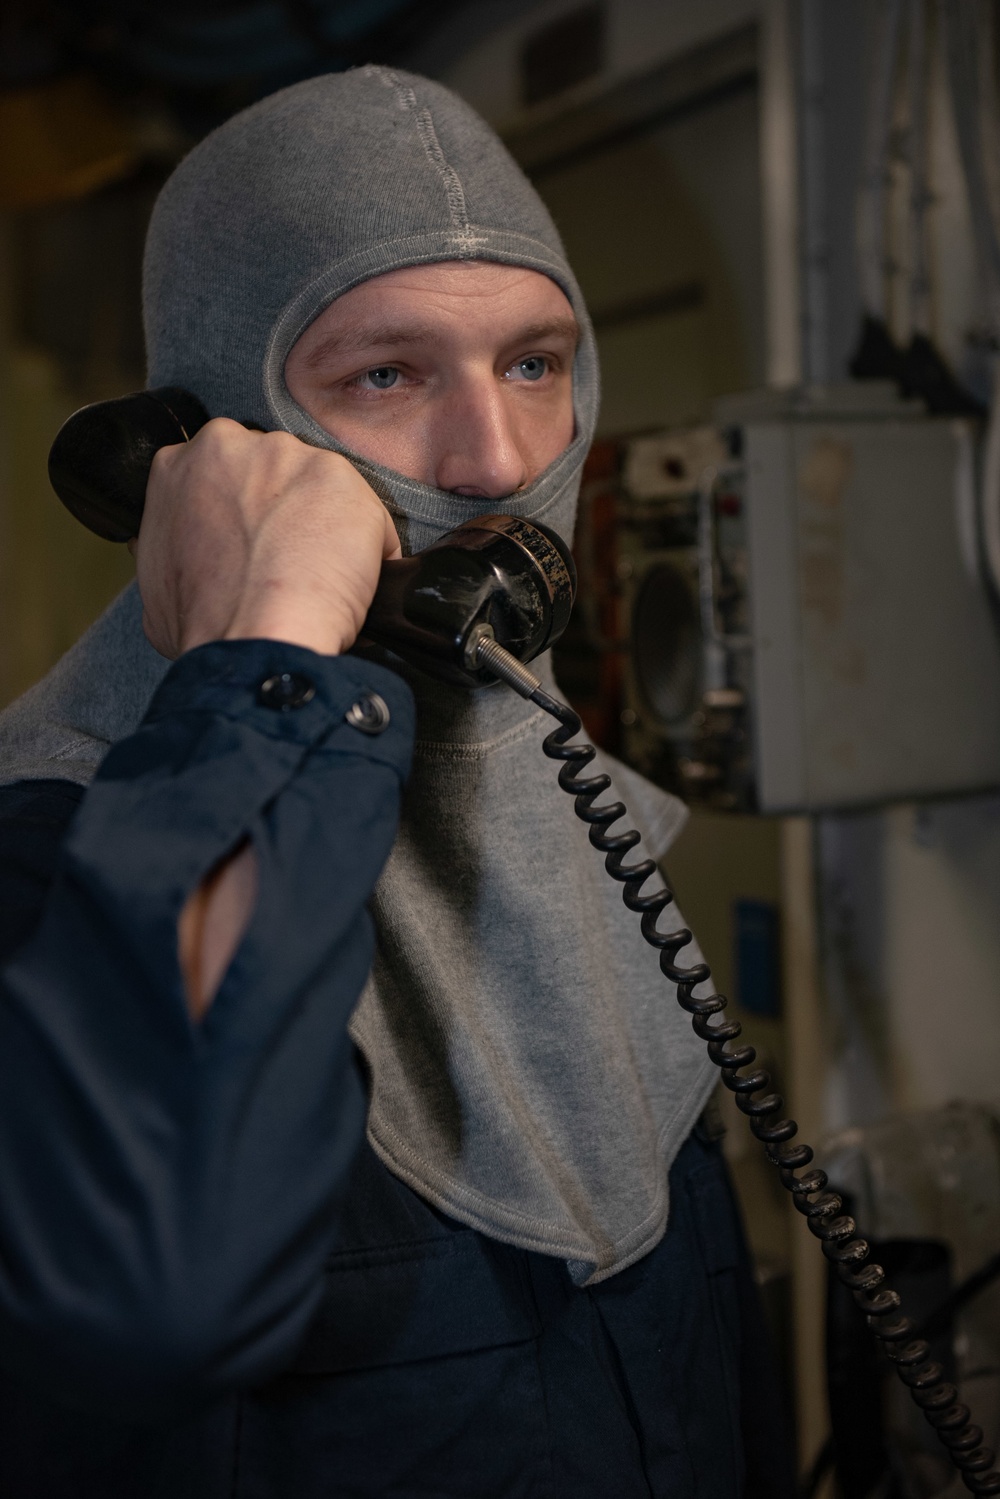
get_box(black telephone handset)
[47,388,576,690]
[46,392,999,1493]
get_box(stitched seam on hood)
[368,66,488,257]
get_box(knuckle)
[148,444,174,478]
[197,416,242,450]
[257,430,310,471]
[261,429,306,458]
[187,417,248,461]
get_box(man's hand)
[132,419,401,660]
[130,420,401,1020]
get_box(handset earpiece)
[48,388,211,543]
[46,389,576,687]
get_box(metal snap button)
[345,692,390,734]
[257,672,316,710]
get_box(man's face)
[284,261,578,500]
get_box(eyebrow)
[298,315,580,371]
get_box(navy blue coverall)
[0,640,795,1498]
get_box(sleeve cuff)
[138,638,415,775]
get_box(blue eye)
[512,356,547,382]
[365,367,398,389]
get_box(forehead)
[343,259,571,301]
[290,260,578,363]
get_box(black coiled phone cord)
[526,680,1000,1497]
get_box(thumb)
[383,509,403,563]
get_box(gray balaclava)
[143,64,597,557]
[0,68,713,1284]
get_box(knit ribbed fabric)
[143,64,597,554]
[0,68,714,1283]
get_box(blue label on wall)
[733,898,782,1018]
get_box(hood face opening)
[264,242,596,556]
[272,252,590,552]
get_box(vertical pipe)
[799,0,830,385]
[762,8,832,1481]
[780,814,831,1480]
[943,0,1000,595]
[908,0,933,338]
[858,0,906,322]
[761,0,803,388]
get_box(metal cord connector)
[473,633,543,698]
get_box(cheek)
[327,414,425,473]
[287,373,424,465]
[521,383,575,471]
[312,398,437,482]
[557,386,577,449]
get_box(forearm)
[179,839,258,1020]
[0,640,413,1417]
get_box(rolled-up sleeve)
[0,639,414,1418]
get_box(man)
[0,67,794,1497]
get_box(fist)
[131,420,401,659]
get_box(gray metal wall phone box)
[743,413,1000,812]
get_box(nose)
[432,373,529,499]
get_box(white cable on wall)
[941,0,1000,597]
[907,0,933,339]
[858,0,906,321]
[942,0,1000,323]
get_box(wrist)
[223,599,355,656]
